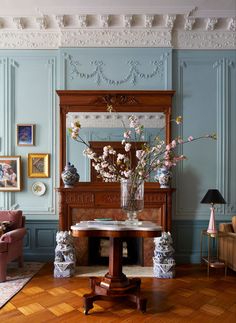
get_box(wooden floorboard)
[0,264,236,322]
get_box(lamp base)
[207,206,217,235]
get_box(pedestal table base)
[83,276,147,315]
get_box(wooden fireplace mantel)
[56,182,174,232]
[56,90,176,266]
[56,90,175,235]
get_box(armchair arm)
[219,223,233,233]
[0,227,26,243]
[225,232,236,239]
[0,241,8,252]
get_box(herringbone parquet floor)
[0,264,236,322]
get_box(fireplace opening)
[88,237,143,266]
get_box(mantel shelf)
[56,182,176,192]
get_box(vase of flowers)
[120,177,144,224]
[69,109,216,224]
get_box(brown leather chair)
[219,215,236,271]
[0,210,26,282]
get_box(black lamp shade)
[201,189,226,204]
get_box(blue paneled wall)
[0,48,235,263]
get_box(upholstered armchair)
[0,210,26,282]
[219,216,236,272]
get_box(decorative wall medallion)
[68,54,168,85]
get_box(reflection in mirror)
[66,112,166,182]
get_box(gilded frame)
[28,153,50,178]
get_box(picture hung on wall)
[16,124,35,146]
[28,153,50,178]
[0,156,21,191]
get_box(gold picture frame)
[16,124,35,146]
[0,156,22,191]
[28,153,50,178]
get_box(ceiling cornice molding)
[0,12,235,49]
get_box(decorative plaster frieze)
[165,15,176,29]
[67,53,168,85]
[228,17,236,31]
[36,16,47,30]
[13,17,24,30]
[61,29,172,47]
[173,30,236,49]
[77,15,87,28]
[0,12,235,49]
[184,17,195,31]
[66,112,165,128]
[55,15,65,28]
[123,15,133,28]
[0,31,59,49]
[144,15,154,28]
[0,29,235,49]
[206,18,218,31]
[100,15,110,28]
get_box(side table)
[200,229,227,276]
[71,221,162,315]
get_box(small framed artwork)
[16,124,35,146]
[0,156,21,191]
[28,153,50,178]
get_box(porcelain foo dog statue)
[153,231,175,278]
[54,231,76,278]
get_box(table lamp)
[201,189,226,234]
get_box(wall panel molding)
[24,220,58,262]
[172,219,208,264]
[0,53,58,215]
[174,52,236,219]
[0,58,7,209]
[175,57,222,218]
[214,58,228,214]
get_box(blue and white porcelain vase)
[61,162,80,188]
[155,167,172,188]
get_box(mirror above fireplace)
[57,90,175,183]
[56,90,175,241]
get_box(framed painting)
[0,156,21,191]
[16,124,35,146]
[28,153,50,178]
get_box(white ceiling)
[1,0,235,15]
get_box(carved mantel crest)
[94,94,139,108]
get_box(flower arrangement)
[69,113,216,184]
[69,110,216,222]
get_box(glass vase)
[120,178,144,224]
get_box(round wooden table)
[71,221,162,314]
